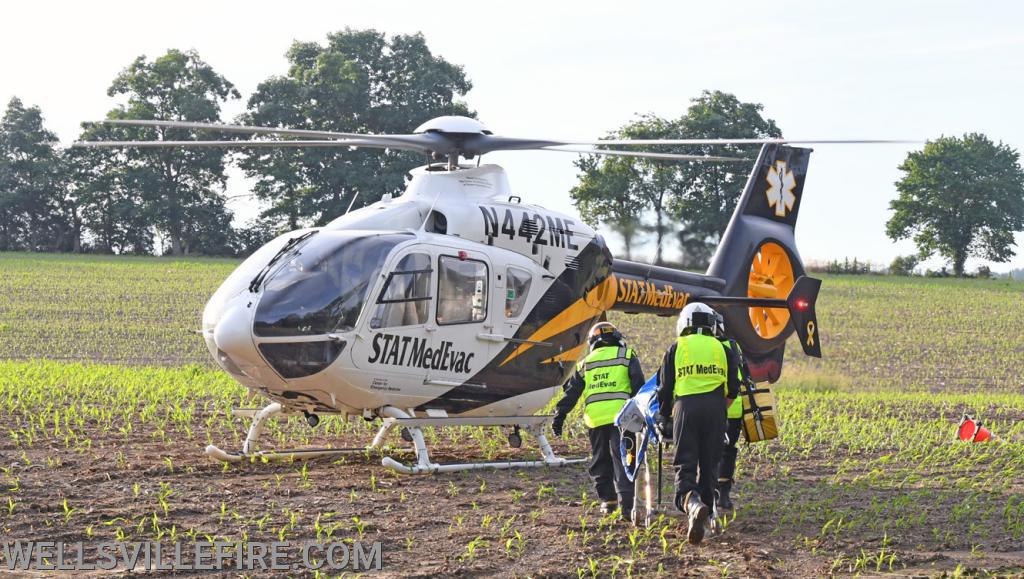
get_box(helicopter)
[76,115,884,474]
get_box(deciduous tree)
[66,124,154,254]
[103,49,240,255]
[671,91,781,267]
[887,133,1024,276]
[571,92,780,267]
[0,97,69,251]
[571,116,678,264]
[239,29,474,227]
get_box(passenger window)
[370,253,432,329]
[505,267,532,318]
[437,256,488,325]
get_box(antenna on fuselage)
[419,189,444,232]
[344,192,361,215]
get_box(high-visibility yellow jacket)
[656,330,740,422]
[672,333,728,397]
[723,340,746,419]
[553,342,645,430]
[579,345,636,428]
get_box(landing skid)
[378,413,586,475]
[204,403,585,474]
[205,446,366,463]
[204,403,384,464]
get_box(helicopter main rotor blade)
[94,119,444,153]
[77,119,919,157]
[74,139,746,162]
[72,139,425,152]
[539,147,747,162]
[102,119,363,139]
[542,138,921,146]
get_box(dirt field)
[1,253,1023,577]
[2,366,1022,577]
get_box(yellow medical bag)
[740,385,778,442]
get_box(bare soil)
[2,412,1022,578]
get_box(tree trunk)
[288,190,298,230]
[72,219,82,253]
[170,234,183,256]
[953,252,966,277]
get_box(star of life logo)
[765,160,797,218]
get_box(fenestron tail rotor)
[748,242,795,340]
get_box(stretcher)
[614,375,683,527]
[615,375,722,529]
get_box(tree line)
[0,30,472,256]
[573,98,1024,276]
[2,28,1022,275]
[570,90,781,268]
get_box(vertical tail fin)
[707,144,819,381]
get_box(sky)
[3,0,1024,272]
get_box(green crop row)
[0,252,237,365]
[3,252,1022,396]
[610,274,1024,393]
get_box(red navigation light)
[795,299,809,311]
[458,250,468,260]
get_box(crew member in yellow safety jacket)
[552,322,645,518]
[719,336,752,511]
[656,303,739,545]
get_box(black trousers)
[719,417,742,483]
[671,388,726,508]
[588,425,634,507]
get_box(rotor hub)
[414,116,491,135]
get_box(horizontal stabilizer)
[694,275,823,358]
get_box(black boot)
[719,480,734,511]
[618,493,634,523]
[600,500,617,515]
[684,492,709,545]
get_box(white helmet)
[587,321,623,351]
[677,302,721,336]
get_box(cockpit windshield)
[254,232,409,337]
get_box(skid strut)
[204,403,381,463]
[205,403,585,474]
[377,407,585,475]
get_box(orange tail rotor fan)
[748,242,795,339]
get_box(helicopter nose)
[213,305,261,372]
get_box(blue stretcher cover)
[614,374,662,482]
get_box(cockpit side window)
[505,266,532,318]
[436,256,488,325]
[370,253,432,329]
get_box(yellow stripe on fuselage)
[541,342,588,366]
[501,275,618,367]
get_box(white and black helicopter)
[78,115,889,474]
